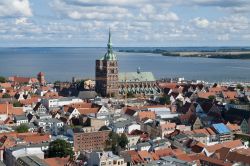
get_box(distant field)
[118,49,250,59]
[162,51,250,59]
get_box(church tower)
[95,30,119,97]
[37,72,46,85]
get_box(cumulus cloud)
[0,0,32,17]
[217,34,230,41]
[188,0,250,13]
[15,17,29,25]
[192,17,210,28]
[0,0,250,46]
[50,0,178,22]
[190,0,246,7]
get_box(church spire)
[107,28,112,51]
[108,28,112,47]
[102,28,117,61]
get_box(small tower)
[95,29,119,97]
[37,72,45,85]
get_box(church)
[95,30,161,97]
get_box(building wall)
[88,152,126,166]
[126,124,141,134]
[219,134,233,142]
[16,120,28,126]
[74,130,110,152]
[240,120,249,134]
[90,118,106,130]
[4,147,44,166]
[95,60,119,97]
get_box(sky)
[0,0,249,47]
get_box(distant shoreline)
[118,49,250,59]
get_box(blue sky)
[0,0,249,47]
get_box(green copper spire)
[108,28,112,48]
[101,28,117,61]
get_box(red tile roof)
[193,128,216,136]
[160,122,176,131]
[77,108,99,115]
[222,91,238,100]
[154,148,174,158]
[226,122,241,132]
[191,154,232,166]
[0,135,16,149]
[19,96,39,105]
[0,103,24,115]
[209,86,227,93]
[18,134,50,144]
[205,140,243,153]
[0,83,11,88]
[197,92,216,99]
[137,111,156,121]
[44,157,70,166]
[158,83,177,89]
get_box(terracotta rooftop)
[222,91,238,100]
[0,103,24,115]
[77,108,99,115]
[193,128,216,136]
[137,111,156,121]
[209,86,227,93]
[19,96,39,105]
[0,83,11,88]
[138,150,152,161]
[19,134,50,144]
[226,122,241,132]
[0,135,16,149]
[44,157,70,166]
[197,92,216,99]
[69,102,92,108]
[191,154,232,166]
[176,154,193,162]
[160,122,176,131]
[226,151,250,165]
[158,83,177,89]
[154,148,174,159]
[205,140,243,153]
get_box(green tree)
[229,99,236,104]
[48,139,74,158]
[0,76,6,83]
[15,124,29,133]
[54,80,61,85]
[13,101,22,107]
[208,95,216,100]
[119,133,129,149]
[127,92,135,98]
[159,95,171,105]
[236,84,244,91]
[2,93,11,98]
[175,99,183,109]
[105,132,119,153]
[105,132,129,154]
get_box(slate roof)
[113,120,132,128]
[36,118,62,124]
[78,91,97,100]
[15,115,27,121]
[33,102,46,112]
[223,108,250,125]
[17,156,48,166]
[119,72,155,83]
